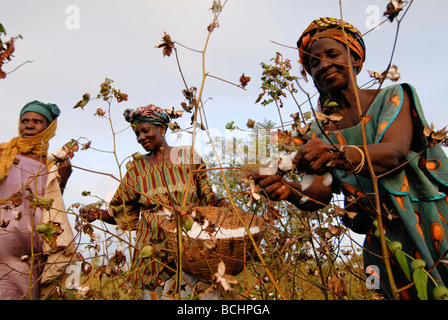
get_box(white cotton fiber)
[176,220,260,239]
[301,172,332,191]
[278,151,297,172]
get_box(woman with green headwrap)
[80,104,229,300]
[0,100,75,299]
[253,17,448,300]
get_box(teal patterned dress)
[308,83,448,299]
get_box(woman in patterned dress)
[253,17,448,299]
[81,104,228,299]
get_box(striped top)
[109,146,214,288]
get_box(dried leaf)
[81,141,92,151]
[217,260,226,276]
[327,224,343,238]
[94,108,105,117]
[327,273,347,299]
[328,113,343,122]
[164,107,184,119]
[155,32,175,57]
[239,73,251,89]
[110,248,126,267]
[246,118,255,129]
[203,239,217,250]
[213,260,238,291]
[10,191,23,207]
[0,37,15,79]
[113,89,128,103]
[81,261,92,275]
[384,0,403,22]
[0,219,10,228]
[423,124,448,148]
[73,93,90,110]
[368,70,385,81]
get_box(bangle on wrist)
[339,144,365,174]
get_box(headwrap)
[123,104,170,127]
[297,17,366,74]
[20,100,61,123]
[0,101,60,182]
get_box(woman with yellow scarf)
[0,101,75,299]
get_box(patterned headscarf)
[123,104,170,127]
[297,17,366,74]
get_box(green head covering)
[20,100,61,123]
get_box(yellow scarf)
[0,119,57,182]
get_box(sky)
[1,0,448,240]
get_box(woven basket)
[161,206,267,281]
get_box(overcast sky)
[1,0,447,214]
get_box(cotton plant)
[368,65,401,83]
[47,139,87,163]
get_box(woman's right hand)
[79,205,101,222]
[250,171,291,201]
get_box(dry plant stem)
[5,59,33,75]
[173,2,285,298]
[28,150,46,299]
[15,160,59,299]
[176,7,218,300]
[103,96,137,276]
[159,147,183,300]
[106,99,123,180]
[306,213,329,299]
[274,99,285,131]
[174,47,189,91]
[207,73,246,89]
[203,71,288,299]
[339,3,398,299]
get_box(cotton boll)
[299,196,310,204]
[301,174,316,191]
[301,172,332,191]
[259,165,277,176]
[278,151,297,173]
[322,172,333,186]
[47,146,68,162]
[386,65,401,81]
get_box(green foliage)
[255,52,298,108]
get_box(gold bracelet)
[338,145,365,174]
[349,145,365,174]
